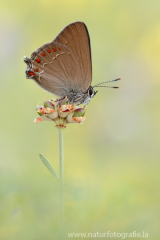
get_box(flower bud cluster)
[34,98,86,128]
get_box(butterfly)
[24,21,121,106]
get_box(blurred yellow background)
[0,0,159,239]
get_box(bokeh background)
[0,0,160,239]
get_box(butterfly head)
[88,86,98,99]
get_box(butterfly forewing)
[54,22,92,92]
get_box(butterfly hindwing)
[31,42,84,97]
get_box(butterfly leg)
[83,104,87,108]
[50,98,56,101]
[54,97,66,102]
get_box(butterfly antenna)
[93,78,121,88]
[95,86,120,88]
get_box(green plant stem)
[58,127,64,229]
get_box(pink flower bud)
[44,101,55,109]
[59,105,72,118]
[34,118,43,123]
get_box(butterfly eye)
[88,87,94,98]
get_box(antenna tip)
[118,78,122,80]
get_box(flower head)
[34,99,86,128]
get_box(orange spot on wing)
[36,59,41,63]
[42,53,45,56]
[28,72,34,76]
[52,48,56,52]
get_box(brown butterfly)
[24,21,120,106]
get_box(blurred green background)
[0,0,160,239]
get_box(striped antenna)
[95,86,119,88]
[93,78,121,88]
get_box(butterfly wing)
[54,21,92,92]
[24,21,92,98]
[25,42,84,97]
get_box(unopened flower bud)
[59,105,72,118]
[66,112,85,124]
[72,108,86,117]
[44,101,55,109]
